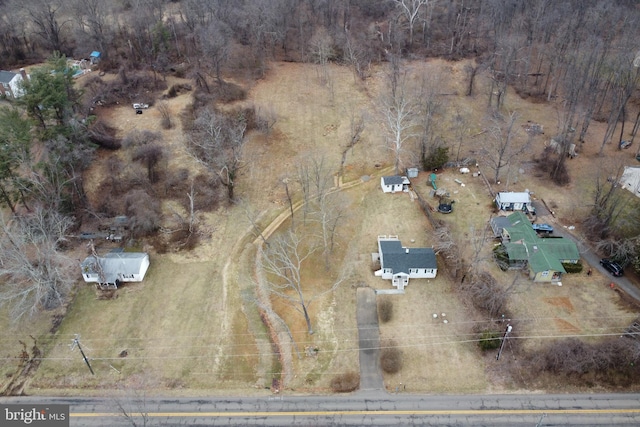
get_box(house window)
[409,268,416,274]
[384,268,392,274]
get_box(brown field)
[1,59,639,396]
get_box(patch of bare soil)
[543,297,575,313]
[553,318,581,334]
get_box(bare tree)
[462,270,508,318]
[0,207,75,321]
[451,108,470,163]
[24,0,72,54]
[156,102,173,130]
[382,72,418,174]
[187,108,247,201]
[318,191,349,269]
[598,57,640,155]
[309,26,335,85]
[433,225,462,278]
[259,229,343,335]
[480,111,529,185]
[132,143,164,184]
[124,189,162,237]
[296,155,332,224]
[394,0,428,47]
[417,72,444,168]
[237,198,268,245]
[196,18,231,83]
[71,0,113,60]
[338,110,365,186]
[343,31,372,82]
[584,159,627,239]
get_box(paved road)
[356,287,384,391]
[3,393,640,426]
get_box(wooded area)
[1,0,640,393]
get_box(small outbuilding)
[494,191,534,213]
[380,175,410,193]
[89,51,101,64]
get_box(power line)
[0,312,636,342]
[2,330,636,363]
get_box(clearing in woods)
[2,60,638,395]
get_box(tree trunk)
[302,304,314,335]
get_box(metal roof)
[81,252,148,284]
[501,212,579,273]
[496,192,531,204]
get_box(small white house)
[381,175,410,193]
[0,69,28,98]
[494,191,533,212]
[621,167,640,198]
[81,252,150,289]
[374,235,437,290]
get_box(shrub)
[378,298,393,323]
[562,262,583,274]
[422,146,449,171]
[478,330,502,351]
[169,228,200,251]
[493,244,509,271]
[462,271,507,318]
[124,189,161,237]
[330,372,360,393]
[380,340,402,374]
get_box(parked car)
[600,258,623,277]
[532,223,553,233]
[132,103,149,109]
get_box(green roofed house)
[497,212,579,283]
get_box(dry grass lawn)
[2,59,639,396]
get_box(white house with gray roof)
[81,252,150,288]
[374,235,437,290]
[0,69,28,98]
[380,175,410,193]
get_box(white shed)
[495,192,532,212]
[381,175,410,193]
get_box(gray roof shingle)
[0,70,17,84]
[380,239,437,274]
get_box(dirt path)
[241,167,394,387]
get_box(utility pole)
[496,324,512,361]
[71,334,95,375]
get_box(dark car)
[600,259,623,277]
[532,223,553,233]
